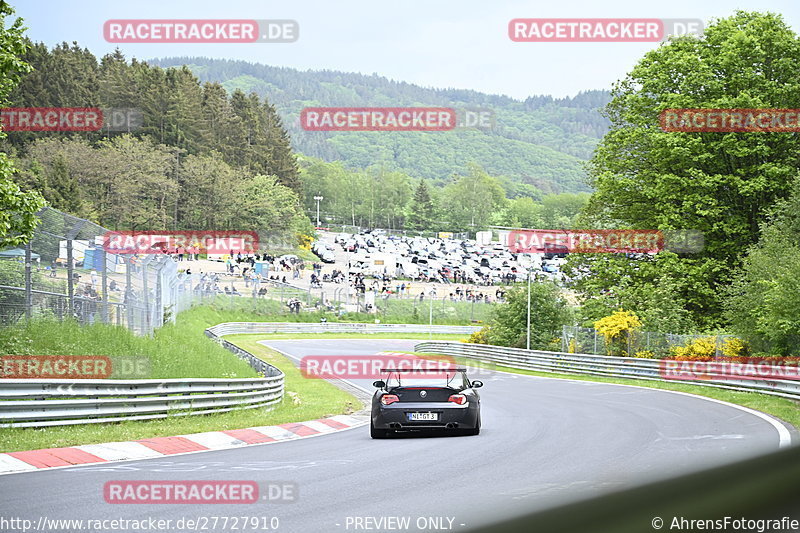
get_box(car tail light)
[380,394,400,406]
[448,394,467,405]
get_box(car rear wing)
[380,368,466,372]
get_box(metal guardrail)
[414,342,800,400]
[1,323,485,428]
[205,322,480,336]
[0,377,283,428]
[0,327,286,428]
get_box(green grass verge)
[0,308,363,452]
[446,356,800,431]
[0,317,258,379]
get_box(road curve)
[0,339,791,533]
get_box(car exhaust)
[445,422,459,429]
[389,422,402,429]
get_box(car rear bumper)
[372,401,479,430]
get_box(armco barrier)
[0,377,283,428]
[0,328,287,429]
[414,342,800,400]
[0,323,475,428]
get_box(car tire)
[370,421,389,439]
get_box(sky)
[12,0,800,100]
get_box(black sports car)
[370,368,482,438]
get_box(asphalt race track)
[0,339,793,533]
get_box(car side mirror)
[373,380,386,389]
[471,380,483,388]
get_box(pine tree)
[406,180,435,232]
[45,154,83,214]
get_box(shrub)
[466,326,490,345]
[594,310,642,357]
[483,282,570,349]
[722,337,750,359]
[671,336,717,361]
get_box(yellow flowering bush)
[671,336,717,361]
[298,234,313,250]
[466,326,490,345]
[568,338,577,353]
[721,337,750,360]
[594,310,642,357]
[633,350,656,359]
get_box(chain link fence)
[561,325,736,358]
[194,275,493,324]
[0,207,193,336]
[0,208,496,333]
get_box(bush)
[722,337,750,359]
[671,336,717,361]
[482,282,570,349]
[568,337,577,353]
[465,326,490,345]
[594,310,641,356]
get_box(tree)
[0,4,45,247]
[485,282,570,349]
[566,253,696,334]
[236,174,303,234]
[176,152,241,229]
[406,180,436,232]
[580,12,800,329]
[725,178,800,356]
[495,197,544,228]
[441,163,506,231]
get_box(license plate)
[408,412,438,421]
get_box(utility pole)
[527,267,532,350]
[429,289,434,340]
[313,196,324,227]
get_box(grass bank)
[0,307,362,452]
